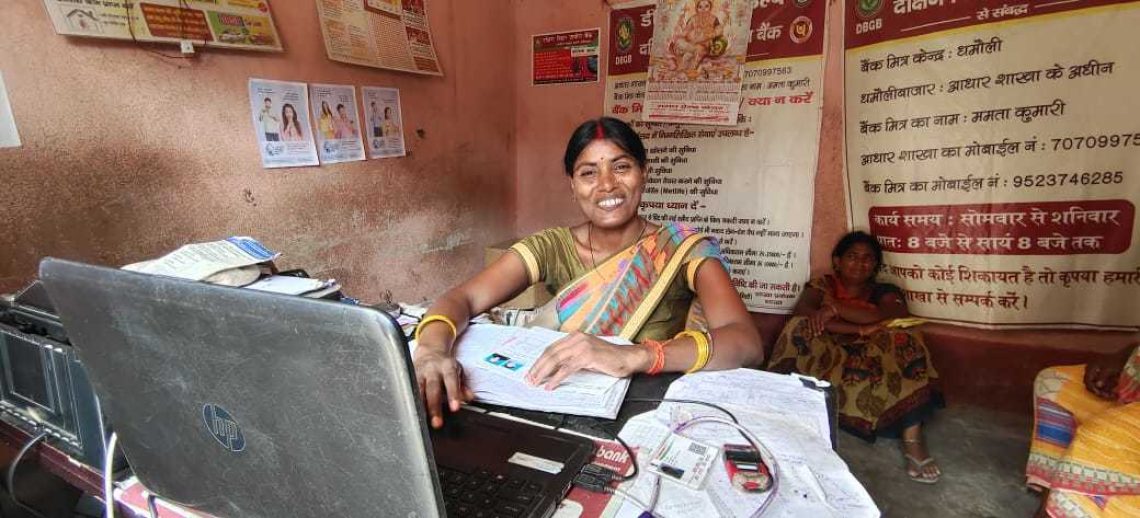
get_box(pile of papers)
[123,236,278,283]
[439,324,631,419]
[611,369,879,518]
[122,237,340,298]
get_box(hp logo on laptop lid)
[202,404,246,452]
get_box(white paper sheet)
[419,324,632,419]
[0,72,19,148]
[663,369,832,447]
[123,237,279,281]
[244,275,333,295]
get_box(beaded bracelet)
[414,314,458,343]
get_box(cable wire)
[6,430,49,518]
[104,432,118,518]
[673,416,781,516]
[146,493,160,518]
[608,486,654,514]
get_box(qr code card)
[647,433,719,490]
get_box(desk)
[0,418,104,497]
[2,371,841,518]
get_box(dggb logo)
[615,16,635,54]
[856,0,884,19]
[202,404,246,452]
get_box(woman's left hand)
[526,332,652,390]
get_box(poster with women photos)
[248,78,319,168]
[309,83,366,164]
[361,86,407,159]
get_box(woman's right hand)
[1083,346,1132,400]
[805,304,837,339]
[412,348,474,429]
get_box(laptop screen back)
[39,258,444,517]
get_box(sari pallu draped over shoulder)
[513,222,724,342]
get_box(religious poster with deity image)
[606,0,826,313]
[844,0,1140,328]
[643,0,753,125]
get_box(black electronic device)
[0,281,109,468]
[40,258,594,518]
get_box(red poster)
[532,29,600,85]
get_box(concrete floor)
[837,405,1042,518]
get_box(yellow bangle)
[415,314,458,343]
[675,330,712,373]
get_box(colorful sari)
[510,222,724,342]
[1026,347,1140,517]
[768,276,941,439]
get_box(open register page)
[416,324,632,419]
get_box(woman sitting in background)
[412,117,763,429]
[769,231,943,483]
[1027,343,1140,517]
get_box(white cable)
[609,486,654,514]
[104,432,118,518]
[673,416,781,516]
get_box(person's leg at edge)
[902,422,941,482]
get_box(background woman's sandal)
[903,438,941,484]
[904,454,941,484]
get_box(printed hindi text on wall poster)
[532,29,601,85]
[845,0,1140,328]
[606,0,826,313]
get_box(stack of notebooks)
[431,324,631,419]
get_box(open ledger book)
[426,324,632,419]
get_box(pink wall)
[514,0,610,235]
[0,1,517,302]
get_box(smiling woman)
[411,117,763,429]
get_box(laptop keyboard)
[438,466,544,518]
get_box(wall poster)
[310,83,366,165]
[845,0,1140,328]
[248,78,319,168]
[532,29,601,85]
[362,87,407,159]
[42,0,282,51]
[643,0,752,125]
[606,0,826,314]
[315,0,443,76]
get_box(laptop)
[39,258,595,518]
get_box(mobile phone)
[723,444,772,492]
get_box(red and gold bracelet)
[644,339,666,375]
